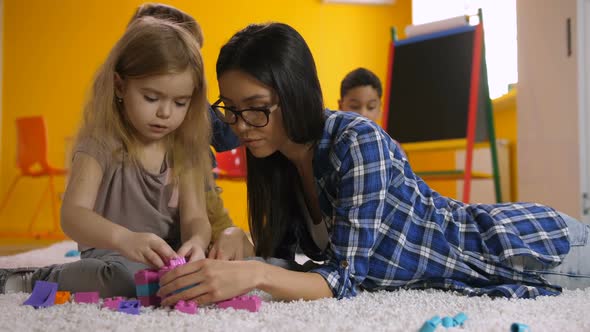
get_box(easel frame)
[383,9,502,203]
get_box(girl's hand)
[208,227,254,260]
[157,259,261,306]
[177,237,207,263]
[117,231,177,268]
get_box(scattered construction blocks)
[54,291,71,304]
[217,295,261,312]
[103,296,125,311]
[118,299,141,315]
[23,281,58,309]
[74,291,100,304]
[511,323,530,332]
[174,300,198,314]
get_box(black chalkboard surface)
[385,25,488,143]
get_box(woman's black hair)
[216,23,325,257]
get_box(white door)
[517,0,582,218]
[580,0,590,223]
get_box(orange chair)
[0,116,67,238]
[213,146,247,180]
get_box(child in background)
[338,67,383,123]
[339,67,406,158]
[129,3,249,259]
[0,17,215,297]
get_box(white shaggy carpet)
[1,241,590,332]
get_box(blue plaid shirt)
[310,111,570,299]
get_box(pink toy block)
[167,257,186,268]
[174,300,198,314]
[217,295,261,312]
[103,296,124,310]
[74,291,100,304]
[134,269,160,285]
[138,295,161,307]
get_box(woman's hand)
[157,258,262,306]
[116,231,177,268]
[177,236,207,262]
[208,227,254,260]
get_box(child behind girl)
[339,67,406,158]
[0,17,213,297]
[338,67,383,123]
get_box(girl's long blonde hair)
[77,17,211,195]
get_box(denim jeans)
[509,212,590,290]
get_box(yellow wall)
[0,0,411,234]
[492,89,518,201]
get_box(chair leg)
[0,176,22,214]
[27,182,51,233]
[48,175,60,233]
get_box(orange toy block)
[54,291,71,304]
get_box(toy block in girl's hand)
[74,291,100,304]
[166,257,187,268]
[54,291,71,304]
[174,300,198,314]
[134,269,160,285]
[217,295,262,312]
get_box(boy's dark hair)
[129,3,204,47]
[216,23,325,257]
[340,67,382,98]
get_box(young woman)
[157,22,589,305]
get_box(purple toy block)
[74,291,100,304]
[134,269,160,285]
[167,257,186,268]
[103,296,124,311]
[23,280,58,309]
[118,299,141,315]
[217,295,262,312]
[174,300,198,314]
[138,295,161,307]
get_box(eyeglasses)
[211,99,279,128]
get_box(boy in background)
[339,67,405,157]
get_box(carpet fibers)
[0,241,589,332]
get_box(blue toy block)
[511,323,530,332]
[118,299,141,315]
[135,283,160,297]
[64,249,80,257]
[441,316,454,328]
[23,281,58,309]
[419,315,441,332]
[453,312,467,326]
